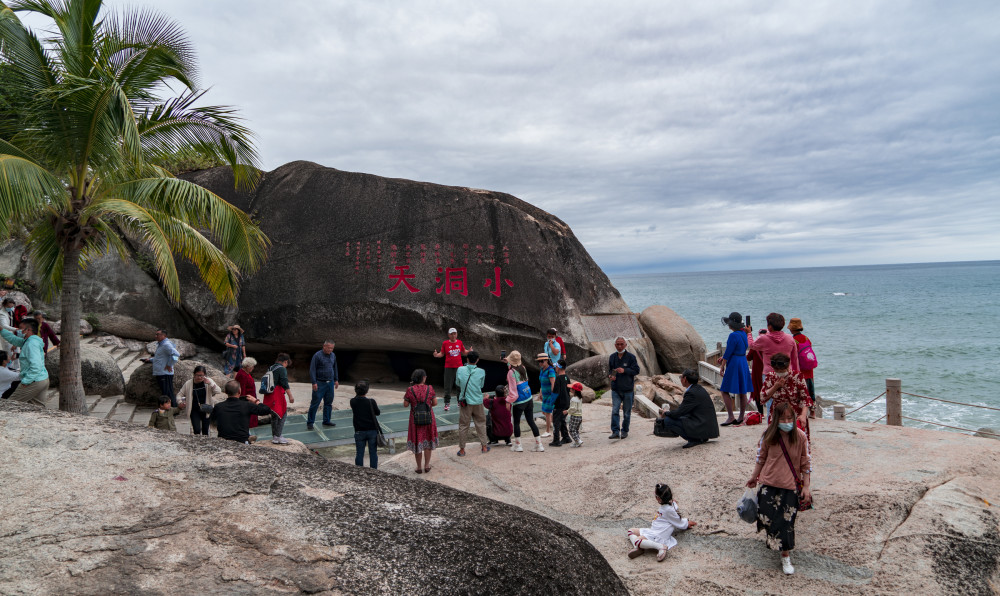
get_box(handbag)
[366,397,389,448]
[412,385,434,426]
[653,417,678,437]
[514,369,532,402]
[458,366,474,407]
[736,488,758,524]
[796,340,819,371]
[778,436,813,511]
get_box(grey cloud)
[117,0,1000,271]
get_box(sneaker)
[620,432,629,439]
[782,555,794,575]
[271,438,282,444]
[278,437,289,445]
[444,405,450,412]
[656,548,668,562]
[576,440,584,448]
[541,432,551,438]
[628,547,644,559]
[609,432,620,439]
[457,449,466,457]
[322,421,336,427]
[548,441,562,447]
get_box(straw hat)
[788,318,804,332]
[507,350,522,366]
[535,352,549,362]
[227,324,245,333]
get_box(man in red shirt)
[433,327,469,412]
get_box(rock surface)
[44,344,125,397]
[379,403,1000,596]
[177,163,633,360]
[146,338,200,359]
[125,360,228,407]
[0,401,628,595]
[566,354,609,390]
[975,427,1000,440]
[50,318,94,336]
[638,305,706,372]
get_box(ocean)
[611,260,1000,434]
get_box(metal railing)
[834,378,1000,439]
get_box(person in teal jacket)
[455,351,489,456]
[0,319,49,406]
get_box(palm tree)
[0,0,269,413]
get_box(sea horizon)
[604,258,1000,277]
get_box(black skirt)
[756,484,800,551]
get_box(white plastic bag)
[737,488,758,524]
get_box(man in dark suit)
[658,369,720,449]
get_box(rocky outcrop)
[638,305,706,372]
[44,344,124,396]
[566,355,609,390]
[975,427,999,440]
[125,360,228,407]
[178,163,633,362]
[50,318,94,336]
[145,338,199,359]
[0,401,628,595]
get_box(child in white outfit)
[627,482,696,562]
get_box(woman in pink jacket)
[753,313,800,377]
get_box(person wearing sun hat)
[718,312,753,426]
[222,324,246,376]
[787,318,817,416]
[504,350,543,452]
[536,352,557,437]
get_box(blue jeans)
[308,380,335,425]
[354,430,378,468]
[611,390,634,434]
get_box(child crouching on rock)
[149,395,182,431]
[627,482,696,562]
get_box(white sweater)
[643,501,689,549]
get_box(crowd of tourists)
[1,291,818,577]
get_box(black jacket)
[553,374,571,411]
[608,350,640,392]
[210,397,273,442]
[350,395,381,432]
[664,384,720,441]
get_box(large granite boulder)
[638,305,706,372]
[179,162,633,361]
[145,338,200,359]
[125,360,228,407]
[44,344,124,397]
[566,355,609,390]
[0,401,629,595]
[49,318,94,336]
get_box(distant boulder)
[566,355,609,390]
[44,344,124,397]
[638,305,706,372]
[49,319,93,336]
[146,338,200,360]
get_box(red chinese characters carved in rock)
[387,265,420,293]
[483,266,514,297]
[435,267,468,296]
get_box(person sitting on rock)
[209,380,272,444]
[627,482,696,562]
[656,369,720,449]
[148,395,182,431]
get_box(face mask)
[4,308,12,313]
[775,371,789,378]
[779,422,795,433]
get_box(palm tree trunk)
[59,246,87,413]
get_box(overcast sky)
[75,2,1000,271]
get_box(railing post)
[833,405,845,421]
[886,378,902,426]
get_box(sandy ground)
[305,394,1000,595]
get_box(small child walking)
[627,483,696,562]
[148,395,182,431]
[567,382,585,447]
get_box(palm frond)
[137,90,261,191]
[97,6,198,93]
[93,175,269,273]
[0,152,67,236]
[91,198,181,298]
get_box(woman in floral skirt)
[746,402,812,575]
[404,368,438,474]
